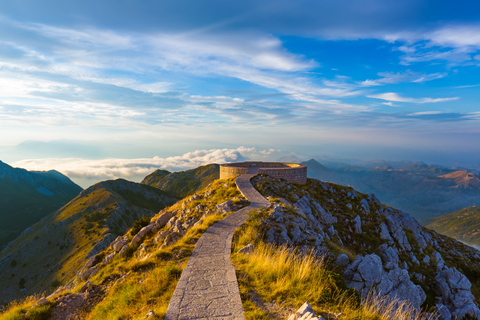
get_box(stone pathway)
[165,173,270,320]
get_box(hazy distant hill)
[303,159,480,221]
[425,206,480,247]
[0,178,177,303]
[142,164,219,198]
[0,161,82,249]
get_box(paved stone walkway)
[165,173,270,320]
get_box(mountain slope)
[304,159,480,221]
[0,161,82,249]
[425,206,480,247]
[247,175,480,318]
[141,164,219,198]
[0,179,177,304]
[2,170,480,319]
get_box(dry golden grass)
[0,294,52,320]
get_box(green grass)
[425,206,480,247]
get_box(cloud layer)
[12,147,278,188]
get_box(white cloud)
[408,111,444,116]
[360,70,446,86]
[368,92,459,104]
[12,146,280,187]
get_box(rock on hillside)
[0,179,177,304]
[426,206,480,248]
[142,164,219,199]
[252,175,480,319]
[0,160,82,249]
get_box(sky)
[0,0,479,187]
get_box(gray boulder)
[155,210,176,229]
[215,200,234,214]
[131,223,157,247]
[312,201,337,224]
[335,254,349,267]
[237,243,255,255]
[353,215,362,234]
[378,244,399,270]
[379,222,393,241]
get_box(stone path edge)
[165,173,270,320]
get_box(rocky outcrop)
[343,254,426,310]
[251,175,480,319]
[435,266,480,319]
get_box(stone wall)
[219,165,248,180]
[220,162,307,184]
[259,166,307,184]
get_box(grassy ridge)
[425,206,480,247]
[142,164,219,198]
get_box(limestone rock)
[145,310,155,318]
[237,243,255,254]
[378,244,399,270]
[34,297,49,307]
[161,232,180,249]
[215,200,234,214]
[353,215,362,234]
[131,223,157,247]
[344,254,426,310]
[379,222,393,241]
[80,265,100,281]
[287,302,324,320]
[335,254,349,267]
[103,252,115,264]
[435,266,480,319]
[360,199,370,214]
[312,201,337,224]
[155,210,176,229]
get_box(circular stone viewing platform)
[220,161,307,184]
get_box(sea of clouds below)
[12,146,278,188]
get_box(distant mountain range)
[425,206,480,248]
[0,178,177,303]
[303,159,480,222]
[0,161,82,249]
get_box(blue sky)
[0,0,479,186]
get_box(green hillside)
[0,179,177,304]
[0,161,82,249]
[142,164,219,198]
[425,206,480,247]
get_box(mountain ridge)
[0,161,82,249]
[0,178,177,304]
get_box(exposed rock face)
[435,266,480,319]
[252,175,480,319]
[344,254,426,310]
